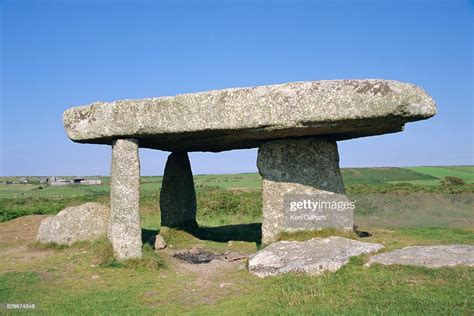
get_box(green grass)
[266,263,472,315]
[2,166,473,201]
[406,166,474,184]
[341,167,438,185]
[197,188,261,222]
[0,195,108,222]
[277,228,360,241]
[396,227,474,244]
[2,167,474,227]
[444,166,474,173]
[2,265,472,314]
[0,225,472,314]
[0,184,109,199]
[194,173,262,189]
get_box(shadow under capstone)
[186,223,262,245]
[141,223,262,247]
[141,228,159,244]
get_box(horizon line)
[1,164,472,178]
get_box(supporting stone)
[108,138,142,260]
[257,138,354,244]
[160,152,198,229]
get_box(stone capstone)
[248,236,384,277]
[109,138,142,260]
[257,138,353,243]
[63,80,436,152]
[366,245,474,268]
[160,152,198,229]
[36,202,109,245]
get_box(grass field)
[0,219,472,314]
[1,166,473,223]
[405,166,474,184]
[2,166,473,199]
[0,166,473,314]
[341,167,437,184]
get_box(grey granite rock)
[248,236,384,277]
[258,138,353,244]
[147,235,167,250]
[36,202,109,245]
[109,138,142,260]
[154,235,167,250]
[63,80,436,152]
[160,152,198,229]
[366,245,474,268]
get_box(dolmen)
[63,80,436,260]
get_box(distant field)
[194,173,261,189]
[405,166,474,184]
[1,166,473,200]
[341,167,438,185]
[0,184,109,199]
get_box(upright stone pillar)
[257,138,354,244]
[109,138,142,260]
[160,152,198,229]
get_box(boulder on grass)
[146,234,167,250]
[366,245,474,268]
[248,236,383,277]
[36,202,109,245]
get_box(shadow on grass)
[141,223,262,246]
[189,223,262,245]
[142,228,158,244]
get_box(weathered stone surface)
[109,138,142,260]
[248,236,383,277]
[366,245,474,268]
[147,234,167,250]
[160,152,198,229]
[258,138,353,243]
[63,80,436,152]
[154,235,167,250]
[36,202,109,245]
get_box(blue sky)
[1,0,473,176]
